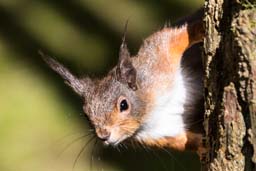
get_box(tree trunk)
[202,0,256,171]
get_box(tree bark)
[202,0,256,171]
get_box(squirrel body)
[41,9,204,152]
[129,25,204,151]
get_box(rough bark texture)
[202,0,256,171]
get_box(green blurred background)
[0,0,203,171]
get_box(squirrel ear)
[116,28,138,91]
[39,51,89,97]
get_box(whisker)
[58,132,93,158]
[55,131,83,145]
[121,143,127,150]
[90,139,98,171]
[124,143,128,150]
[130,140,137,152]
[72,136,95,171]
[119,143,126,151]
[116,145,121,153]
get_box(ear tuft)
[39,50,86,96]
[116,22,138,91]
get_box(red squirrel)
[40,9,205,153]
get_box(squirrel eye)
[120,99,129,112]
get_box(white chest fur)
[136,69,187,140]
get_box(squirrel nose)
[97,128,110,141]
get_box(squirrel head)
[83,42,145,145]
[40,37,145,146]
[83,74,144,145]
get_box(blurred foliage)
[0,0,203,171]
